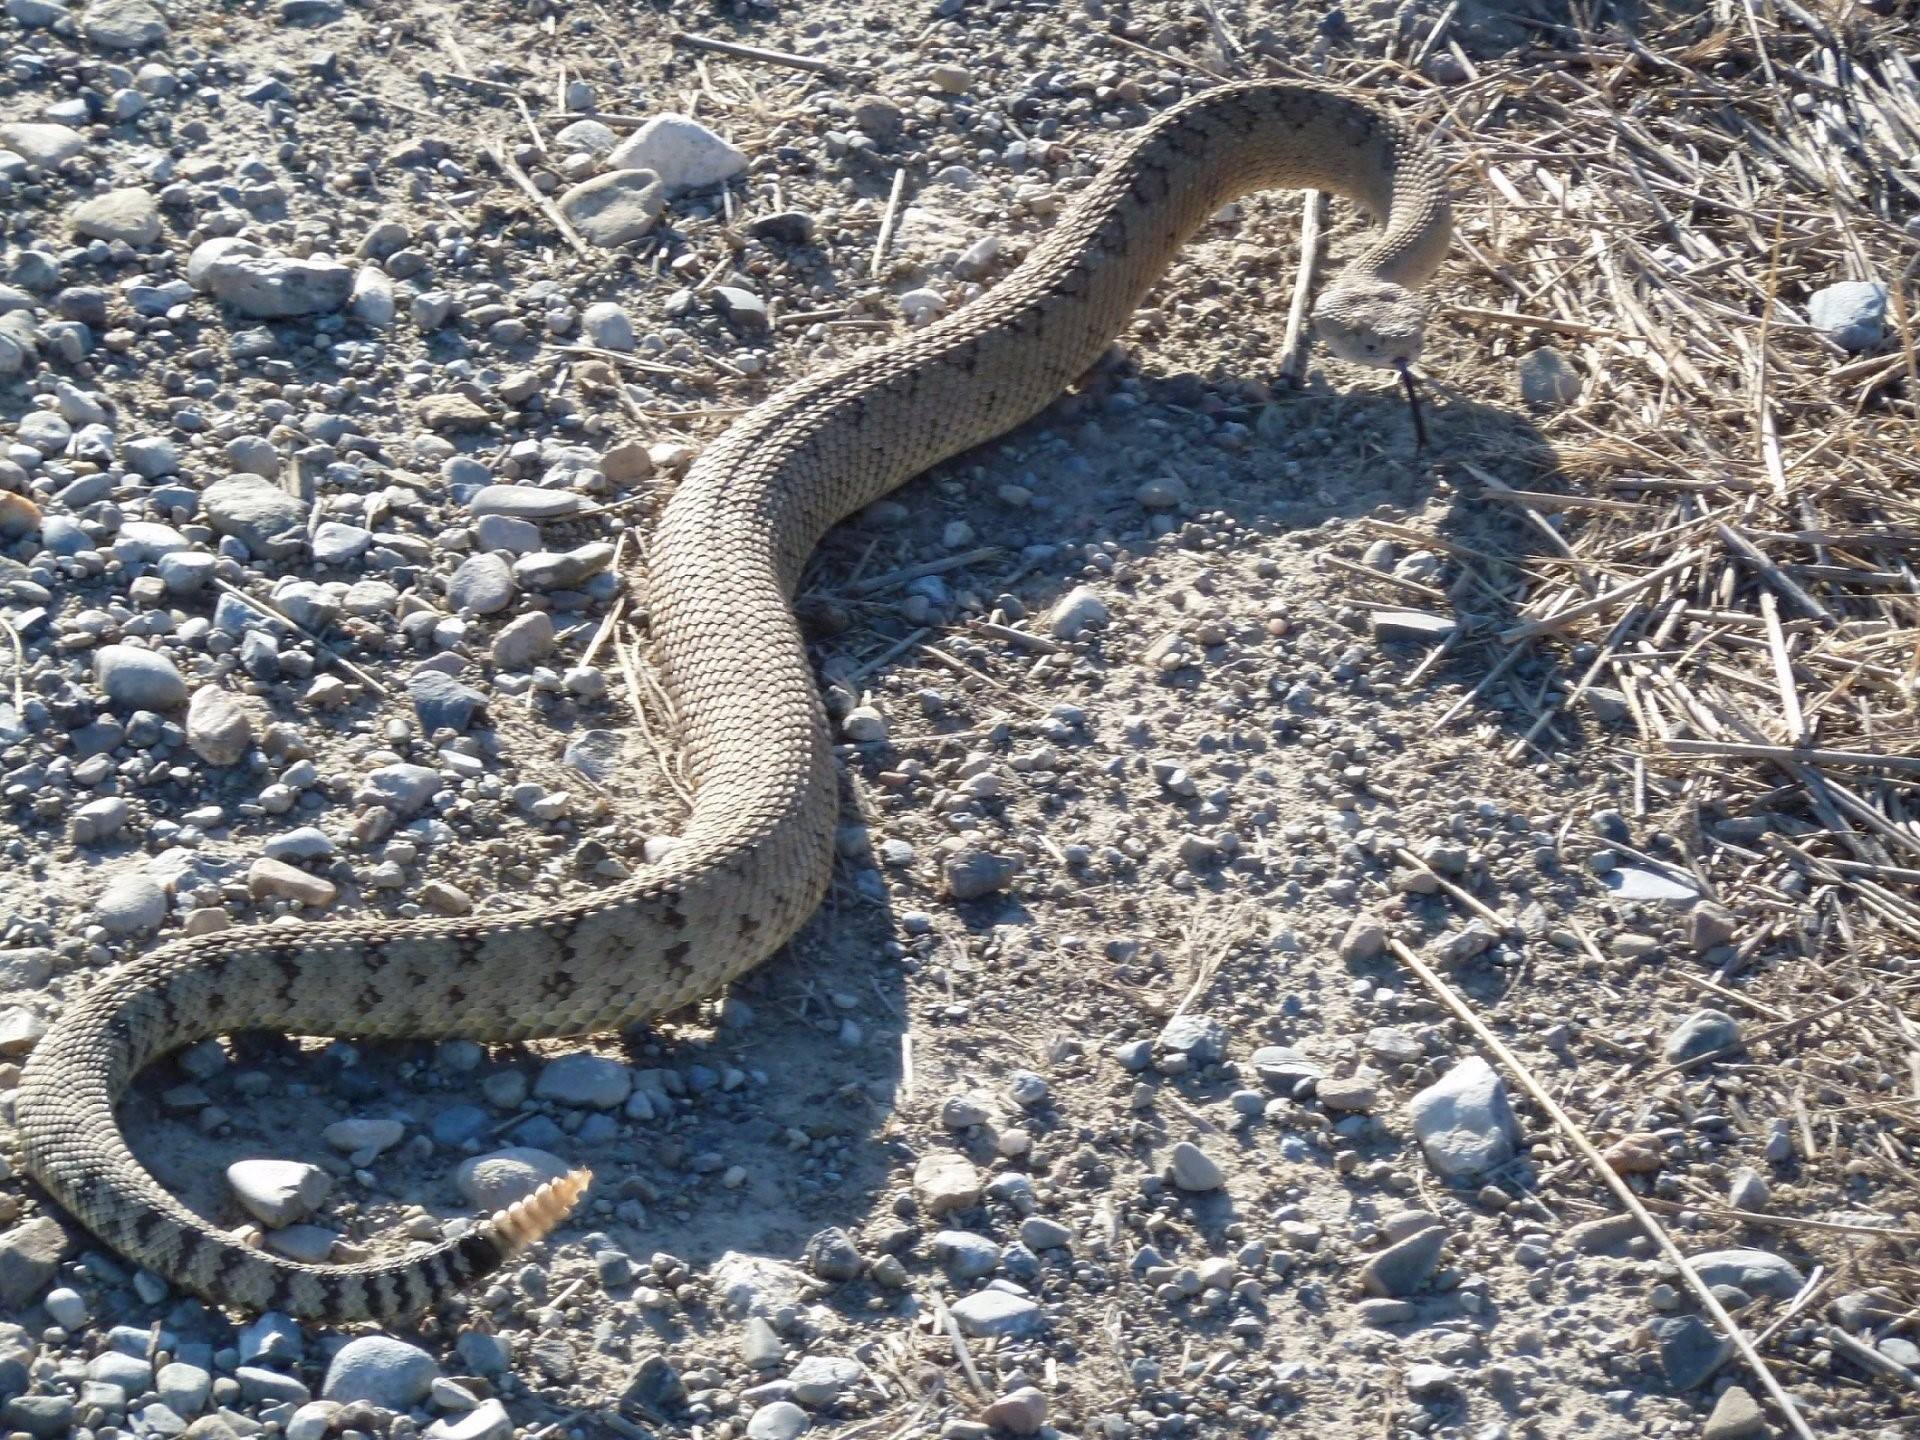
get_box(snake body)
[18,82,1449,1320]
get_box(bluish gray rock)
[1807,280,1887,353]
[1408,1055,1518,1180]
[321,1334,439,1409]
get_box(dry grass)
[1325,0,1920,1329]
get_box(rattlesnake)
[19,80,1451,1321]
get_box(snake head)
[1311,279,1428,369]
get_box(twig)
[872,168,908,279]
[670,29,840,75]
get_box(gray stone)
[1047,585,1108,638]
[1167,1141,1225,1192]
[426,1400,513,1440]
[948,1288,1044,1338]
[0,124,84,168]
[95,873,167,935]
[492,611,554,669]
[581,301,636,351]
[407,670,486,733]
[203,475,306,558]
[712,286,768,330]
[1807,280,1887,352]
[606,114,746,193]
[934,1229,1000,1280]
[944,848,1014,901]
[1663,1009,1741,1065]
[1360,1222,1445,1296]
[1517,347,1582,408]
[1603,864,1701,904]
[1371,609,1456,643]
[94,643,187,709]
[0,1217,70,1307]
[82,0,167,47]
[155,1362,211,1416]
[1650,1314,1730,1390]
[310,521,370,565]
[321,1335,438,1409]
[746,1400,809,1440]
[981,1387,1047,1436]
[202,253,353,319]
[1408,1055,1518,1180]
[227,1159,331,1228]
[1703,1385,1766,1440]
[453,1147,572,1209]
[469,485,583,520]
[513,541,613,590]
[448,552,515,615]
[558,170,665,248]
[186,686,252,765]
[787,1353,862,1406]
[1157,1014,1225,1063]
[1250,1045,1324,1091]
[913,1152,981,1214]
[534,1053,631,1109]
[72,187,159,245]
[1687,1248,1804,1300]
[362,762,441,816]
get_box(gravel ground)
[0,2,1915,1440]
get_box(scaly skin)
[18,81,1450,1321]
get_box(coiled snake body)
[19,82,1450,1320]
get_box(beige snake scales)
[18,81,1450,1320]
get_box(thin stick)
[1659,739,1920,775]
[1500,552,1696,642]
[1276,192,1328,384]
[844,548,1001,597]
[670,29,839,75]
[1386,939,1816,1440]
[872,168,908,279]
[490,145,592,259]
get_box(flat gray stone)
[202,475,306,558]
[202,252,353,318]
[0,123,84,166]
[72,187,160,245]
[95,872,166,934]
[453,1147,571,1209]
[1603,864,1701,904]
[558,169,664,248]
[82,0,167,47]
[0,1216,70,1307]
[185,686,251,765]
[1688,1248,1804,1300]
[1664,1008,1741,1065]
[534,1053,631,1109]
[1361,1222,1445,1297]
[948,1288,1044,1338]
[1651,1314,1730,1390]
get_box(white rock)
[82,0,167,48]
[606,114,747,193]
[0,123,85,167]
[227,1159,332,1228]
[95,873,166,935]
[349,265,395,329]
